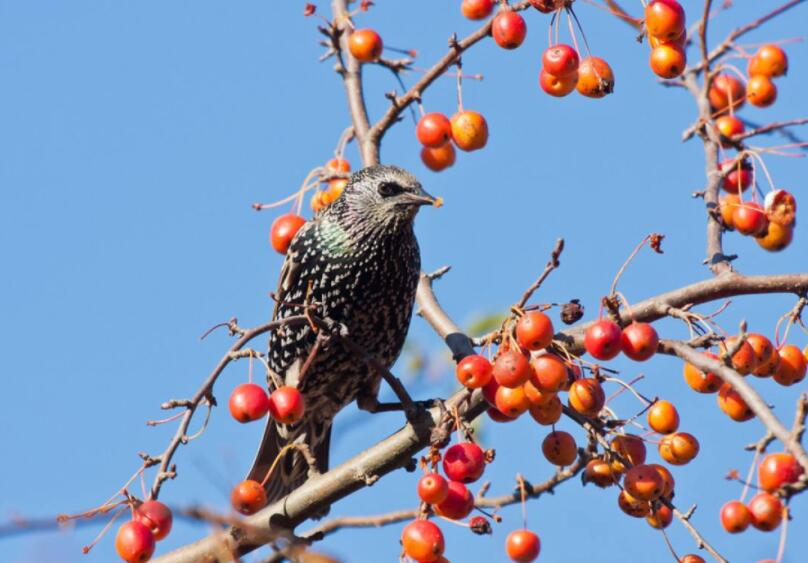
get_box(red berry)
[488,406,517,422]
[134,500,173,541]
[482,377,500,406]
[584,319,623,361]
[442,442,486,483]
[758,452,804,492]
[435,481,474,520]
[719,159,753,193]
[721,500,751,533]
[515,311,554,351]
[505,529,541,562]
[228,383,270,423]
[416,113,452,148]
[417,472,449,505]
[492,11,527,50]
[268,386,305,424]
[620,322,659,361]
[401,519,445,562]
[493,348,532,388]
[231,479,267,515]
[732,202,768,236]
[115,520,156,563]
[542,44,579,77]
[456,354,494,389]
[270,214,305,255]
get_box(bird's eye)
[377,181,403,198]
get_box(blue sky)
[1,1,807,562]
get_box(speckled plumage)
[247,165,435,501]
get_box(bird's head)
[329,165,440,230]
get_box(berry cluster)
[646,0,687,79]
[710,43,797,252]
[114,501,173,563]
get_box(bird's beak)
[404,187,443,208]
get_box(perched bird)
[247,164,439,502]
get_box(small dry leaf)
[649,233,665,254]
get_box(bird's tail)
[246,417,332,504]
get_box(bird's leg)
[356,390,444,423]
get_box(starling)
[247,164,438,502]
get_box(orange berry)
[748,45,788,78]
[610,434,647,474]
[567,378,606,417]
[647,504,673,529]
[231,480,267,515]
[421,142,456,172]
[530,353,569,393]
[649,29,686,48]
[495,384,531,417]
[505,529,541,562]
[450,110,489,151]
[758,452,804,493]
[583,458,619,488]
[649,43,687,79]
[401,519,445,562]
[651,464,676,498]
[461,0,495,20]
[658,432,699,465]
[756,221,793,252]
[515,311,554,351]
[719,194,741,227]
[720,336,758,375]
[539,70,579,97]
[647,400,680,434]
[708,74,745,112]
[773,344,807,386]
[747,493,783,531]
[576,57,614,98]
[683,352,723,393]
[747,75,777,108]
[417,472,449,505]
[715,115,745,146]
[542,430,577,466]
[347,29,383,62]
[618,489,650,518]
[325,157,350,173]
[528,394,562,425]
[747,333,777,377]
[680,556,706,563]
[645,0,686,42]
[523,379,556,406]
[717,383,754,422]
[720,500,751,533]
[624,464,666,501]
